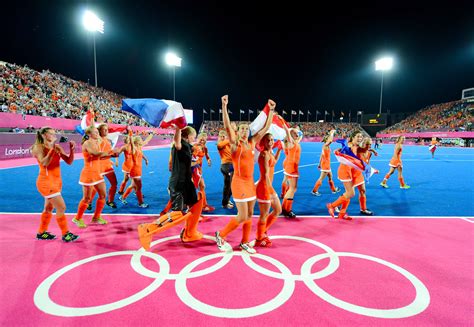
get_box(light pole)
[83,10,104,87]
[375,57,393,115]
[165,52,182,101]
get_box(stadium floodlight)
[83,10,104,87]
[165,52,182,101]
[375,56,393,114]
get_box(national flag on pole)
[291,110,297,115]
[283,110,288,115]
[357,111,363,115]
[316,110,320,115]
[341,111,345,116]
[325,110,329,115]
[228,110,233,114]
[121,98,187,128]
[219,109,222,113]
[211,109,215,113]
[203,109,208,114]
[75,109,126,148]
[307,110,311,115]
[240,109,245,114]
[249,104,290,142]
[249,110,254,114]
[299,110,304,115]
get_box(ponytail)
[31,127,52,150]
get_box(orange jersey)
[256,152,276,203]
[99,136,114,175]
[389,145,403,167]
[231,141,256,202]
[319,145,331,171]
[36,147,62,198]
[130,148,143,178]
[217,140,232,164]
[193,144,209,166]
[122,146,133,173]
[283,143,301,177]
[79,141,104,186]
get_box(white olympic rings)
[34,234,430,319]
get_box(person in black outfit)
[168,126,198,211]
[138,126,204,251]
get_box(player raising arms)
[31,127,79,242]
[215,95,275,254]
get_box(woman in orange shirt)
[215,95,275,254]
[380,136,410,189]
[119,134,149,207]
[72,126,116,228]
[281,128,302,218]
[311,129,340,196]
[255,132,283,247]
[118,135,133,195]
[192,133,214,212]
[31,127,79,242]
[326,130,366,220]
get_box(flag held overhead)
[121,98,187,128]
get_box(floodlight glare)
[165,53,182,67]
[375,57,393,71]
[83,10,104,34]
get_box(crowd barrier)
[0,133,172,160]
[0,112,171,134]
[376,131,474,138]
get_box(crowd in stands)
[381,100,473,134]
[201,120,368,138]
[0,62,149,127]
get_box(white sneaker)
[334,206,340,213]
[239,242,256,254]
[332,187,341,194]
[215,231,230,252]
[311,191,321,196]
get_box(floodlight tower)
[375,57,393,115]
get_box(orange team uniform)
[337,144,365,187]
[256,152,277,203]
[130,148,144,179]
[122,146,133,173]
[36,147,62,198]
[283,143,301,177]
[99,136,114,176]
[79,142,104,186]
[217,140,232,164]
[231,142,256,202]
[389,146,403,168]
[319,146,332,172]
[429,140,438,153]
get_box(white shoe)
[332,187,341,194]
[311,191,321,196]
[239,242,256,254]
[334,206,340,213]
[215,231,230,252]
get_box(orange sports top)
[37,147,61,181]
[232,141,254,179]
[258,152,276,184]
[217,140,232,164]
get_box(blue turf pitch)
[1,142,473,217]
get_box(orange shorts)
[79,169,104,186]
[37,176,62,198]
[389,158,402,167]
[320,159,331,172]
[283,161,299,178]
[256,180,276,203]
[337,164,364,187]
[231,176,256,202]
[122,162,132,174]
[101,161,114,176]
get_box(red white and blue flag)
[334,139,377,181]
[121,99,187,129]
[75,110,126,148]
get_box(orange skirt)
[231,176,256,202]
[256,180,276,203]
[337,164,364,187]
[37,176,62,198]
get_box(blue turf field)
[1,142,473,217]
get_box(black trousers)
[169,179,197,212]
[220,163,233,206]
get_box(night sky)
[2,0,473,125]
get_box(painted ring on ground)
[131,234,233,279]
[244,235,340,281]
[34,251,169,317]
[175,251,296,318]
[301,251,430,318]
